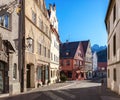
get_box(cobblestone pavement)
[0,80,120,100]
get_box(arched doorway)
[26,64,35,88]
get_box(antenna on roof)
[66,33,70,43]
[66,40,69,44]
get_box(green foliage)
[60,74,67,82]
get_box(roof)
[81,40,89,55]
[60,42,80,59]
[3,40,15,53]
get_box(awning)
[3,40,15,53]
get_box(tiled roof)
[60,42,80,59]
[81,40,89,55]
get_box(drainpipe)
[18,0,25,92]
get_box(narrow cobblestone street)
[0,80,120,100]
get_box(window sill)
[0,26,11,31]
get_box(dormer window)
[66,50,70,56]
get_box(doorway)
[27,64,30,88]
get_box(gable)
[85,42,92,57]
[60,42,79,59]
[74,42,84,61]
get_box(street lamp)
[26,37,33,48]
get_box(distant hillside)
[97,48,107,62]
[92,44,107,53]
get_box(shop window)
[45,67,48,80]
[37,67,41,80]
[13,63,17,80]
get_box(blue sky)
[45,0,109,46]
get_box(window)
[60,60,63,66]
[79,61,82,66]
[113,68,116,81]
[48,49,50,58]
[108,44,110,59]
[44,24,47,33]
[113,4,116,23]
[66,60,70,66]
[13,63,17,80]
[66,50,70,56]
[45,47,46,57]
[108,69,110,78]
[32,10,36,24]
[113,34,116,56]
[44,47,46,57]
[45,67,49,80]
[0,14,10,29]
[38,43,41,55]
[51,53,53,60]
[37,67,41,80]
[39,18,42,30]
[68,71,72,78]
[51,70,53,77]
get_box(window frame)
[113,34,116,56]
[113,68,116,81]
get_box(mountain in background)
[97,48,107,62]
[92,44,107,53]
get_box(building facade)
[92,52,98,77]
[92,52,98,71]
[81,40,93,79]
[60,42,85,80]
[0,0,60,95]
[48,4,60,84]
[0,0,20,95]
[97,49,107,78]
[24,0,51,90]
[105,0,120,94]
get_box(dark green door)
[27,64,30,88]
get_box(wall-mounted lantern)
[26,37,33,48]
